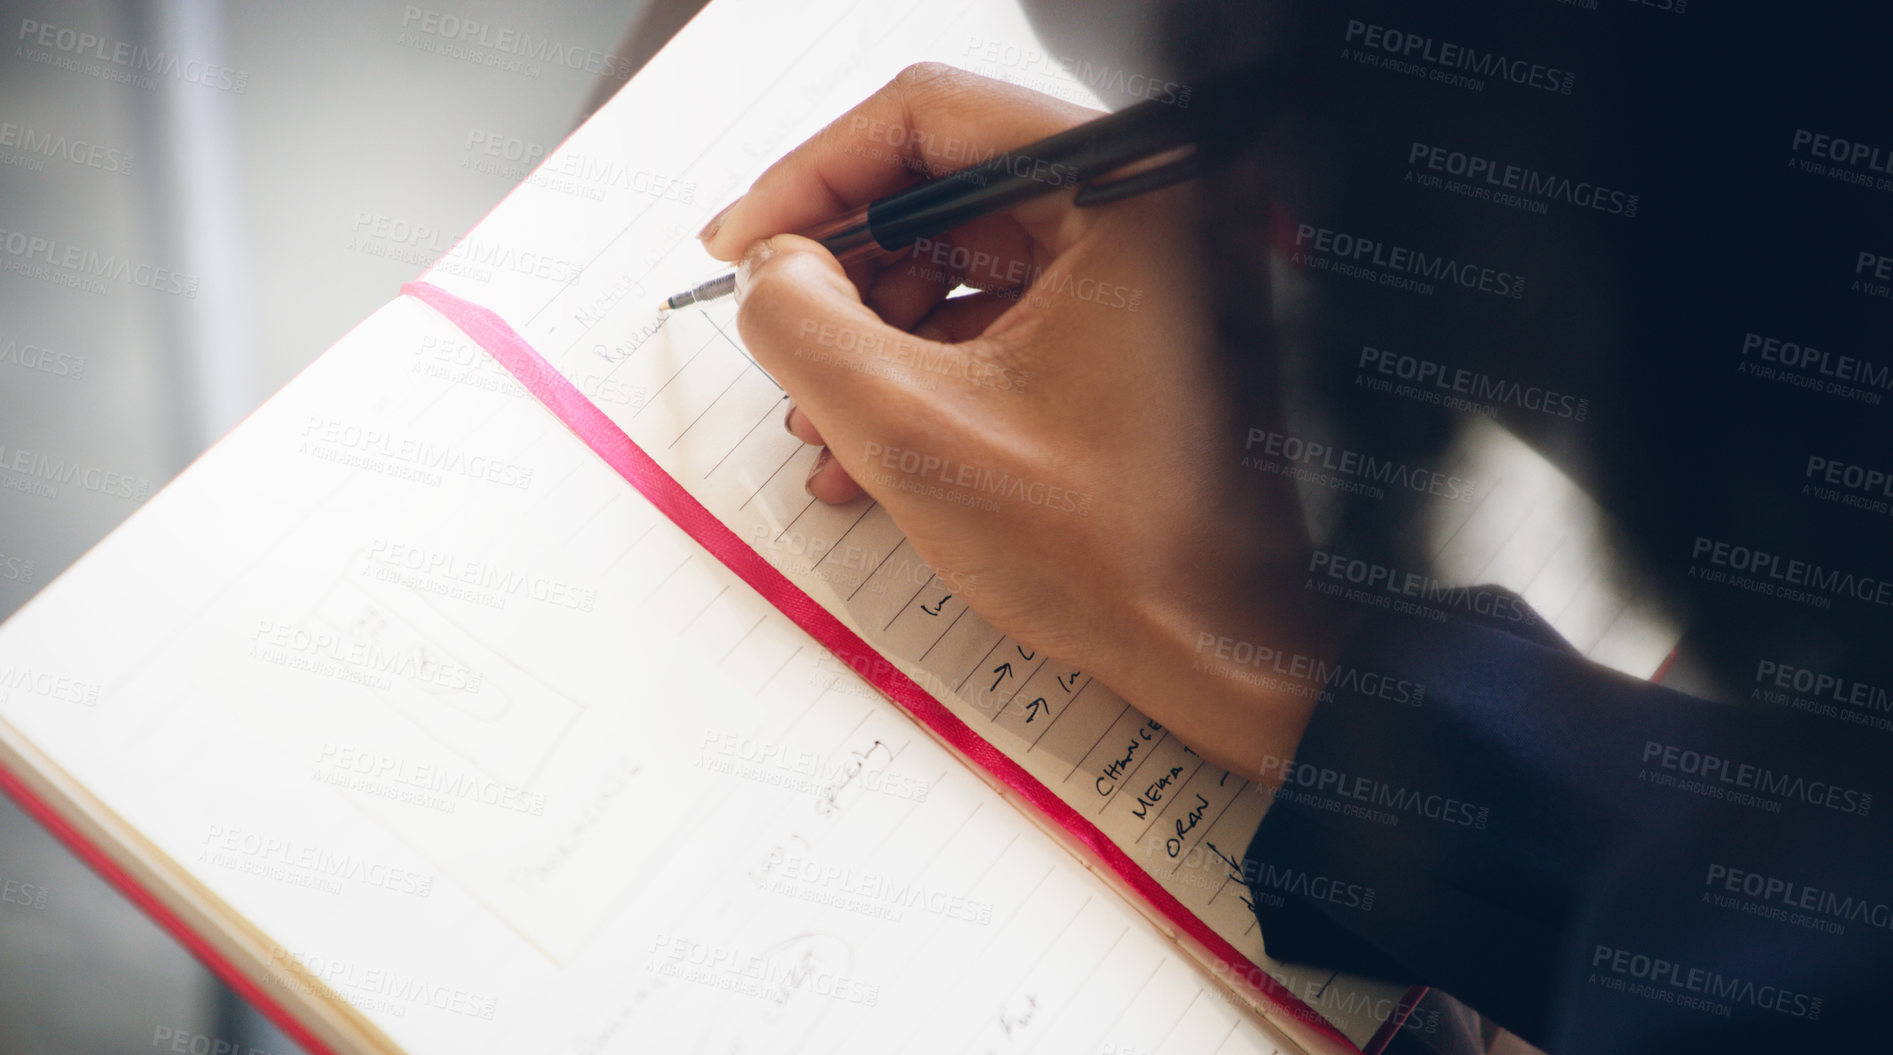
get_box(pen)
[660,65,1266,312]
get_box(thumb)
[734,234,950,443]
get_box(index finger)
[701,62,1101,261]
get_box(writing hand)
[703,63,1357,782]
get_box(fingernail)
[805,447,832,496]
[697,197,741,242]
[735,238,777,300]
[783,400,798,436]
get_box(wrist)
[1102,551,1365,786]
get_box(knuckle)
[734,275,800,350]
[736,253,841,349]
[892,61,959,93]
[891,61,998,110]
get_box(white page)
[415,0,1685,1040]
[2,290,1335,1054]
[0,0,1429,1052]
[414,0,1432,1045]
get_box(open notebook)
[0,0,1682,1053]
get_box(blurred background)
[0,1,655,1050]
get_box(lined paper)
[0,0,1369,1052]
[0,0,1685,1051]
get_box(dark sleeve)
[1242,594,1893,1054]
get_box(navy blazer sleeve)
[1242,595,1892,1054]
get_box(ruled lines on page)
[403,0,1439,1043]
[453,271,1413,1047]
[0,294,1309,1055]
[0,0,1361,1051]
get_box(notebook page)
[0,0,1389,1052]
[0,290,1336,1055]
[403,0,1539,1046]
[426,0,1691,1041]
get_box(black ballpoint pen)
[659,66,1263,312]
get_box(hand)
[702,63,1359,782]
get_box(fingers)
[702,62,1101,262]
[736,234,954,425]
[784,403,865,503]
[849,213,1048,332]
[912,291,1018,344]
[742,235,958,506]
[805,446,864,503]
[862,258,955,333]
[784,402,822,445]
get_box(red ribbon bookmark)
[402,279,1417,1053]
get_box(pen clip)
[1073,149,1202,208]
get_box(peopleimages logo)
[1193,631,1425,706]
[1739,330,1891,406]
[859,441,1091,516]
[199,823,434,899]
[0,217,198,297]
[1640,740,1872,816]
[315,742,548,816]
[0,550,34,584]
[298,417,535,490]
[347,211,583,284]
[1256,751,1491,829]
[0,336,85,379]
[1358,346,1589,420]
[0,118,133,175]
[1406,141,1637,217]
[1243,427,1476,502]
[647,935,881,1008]
[1307,548,1532,624]
[1203,843,1379,912]
[962,36,1192,108]
[1755,660,1892,713]
[1753,657,1893,733]
[397,7,636,81]
[265,945,497,1020]
[1703,863,1893,934]
[250,620,485,694]
[1803,454,1893,516]
[1342,18,1575,95]
[1690,535,1893,610]
[904,237,1142,312]
[766,855,991,923]
[1590,944,1821,1019]
[0,663,99,706]
[0,443,151,501]
[1786,127,1893,195]
[796,318,1028,393]
[15,18,250,92]
[1292,224,1526,299]
[364,538,597,612]
[1741,332,1891,390]
[1805,455,1893,497]
[1792,129,1893,175]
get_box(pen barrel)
[801,203,879,257]
[863,97,1200,251]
